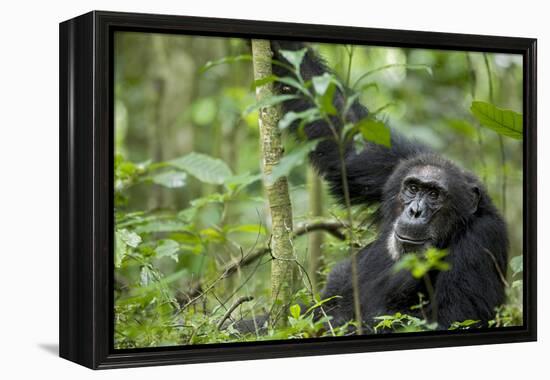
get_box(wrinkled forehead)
[404,165,449,188]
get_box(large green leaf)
[470,101,523,140]
[155,239,180,262]
[115,229,141,268]
[509,255,523,277]
[312,73,338,116]
[170,152,232,185]
[312,73,333,96]
[278,108,320,130]
[357,119,391,148]
[118,228,142,248]
[279,48,307,70]
[151,171,187,188]
[115,232,127,268]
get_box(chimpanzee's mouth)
[395,233,429,245]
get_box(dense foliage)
[113,33,523,349]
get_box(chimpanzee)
[237,41,508,332]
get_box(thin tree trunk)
[307,167,324,294]
[251,39,294,327]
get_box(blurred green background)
[113,32,523,348]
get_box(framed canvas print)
[59,11,537,369]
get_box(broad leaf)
[276,76,309,95]
[312,74,338,115]
[279,48,307,70]
[251,75,278,89]
[155,239,180,262]
[357,119,391,148]
[470,101,523,140]
[118,228,142,248]
[170,152,232,185]
[449,319,480,330]
[140,265,153,287]
[312,73,333,96]
[289,304,301,319]
[151,171,187,188]
[509,255,523,277]
[114,231,127,268]
[278,109,320,130]
[319,82,337,116]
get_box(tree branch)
[183,220,347,300]
[217,296,254,330]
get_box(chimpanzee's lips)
[395,233,429,245]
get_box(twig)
[217,296,254,330]
[483,248,510,288]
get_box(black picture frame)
[59,10,537,369]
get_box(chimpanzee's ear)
[469,185,481,214]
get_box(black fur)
[270,41,508,329]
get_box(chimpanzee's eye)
[429,189,439,199]
[408,184,418,193]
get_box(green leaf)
[279,48,307,70]
[289,304,301,319]
[318,82,337,116]
[357,119,391,148]
[509,255,523,277]
[393,248,449,279]
[151,171,187,188]
[199,54,252,74]
[470,101,523,140]
[276,76,309,95]
[114,231,127,268]
[140,265,153,287]
[312,73,333,96]
[118,229,142,248]
[251,75,278,89]
[170,152,232,185]
[155,239,180,262]
[449,319,480,330]
[267,139,320,185]
[243,94,299,116]
[311,74,340,116]
[278,109,320,130]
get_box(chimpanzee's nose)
[408,202,422,218]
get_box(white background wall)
[0,0,546,378]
